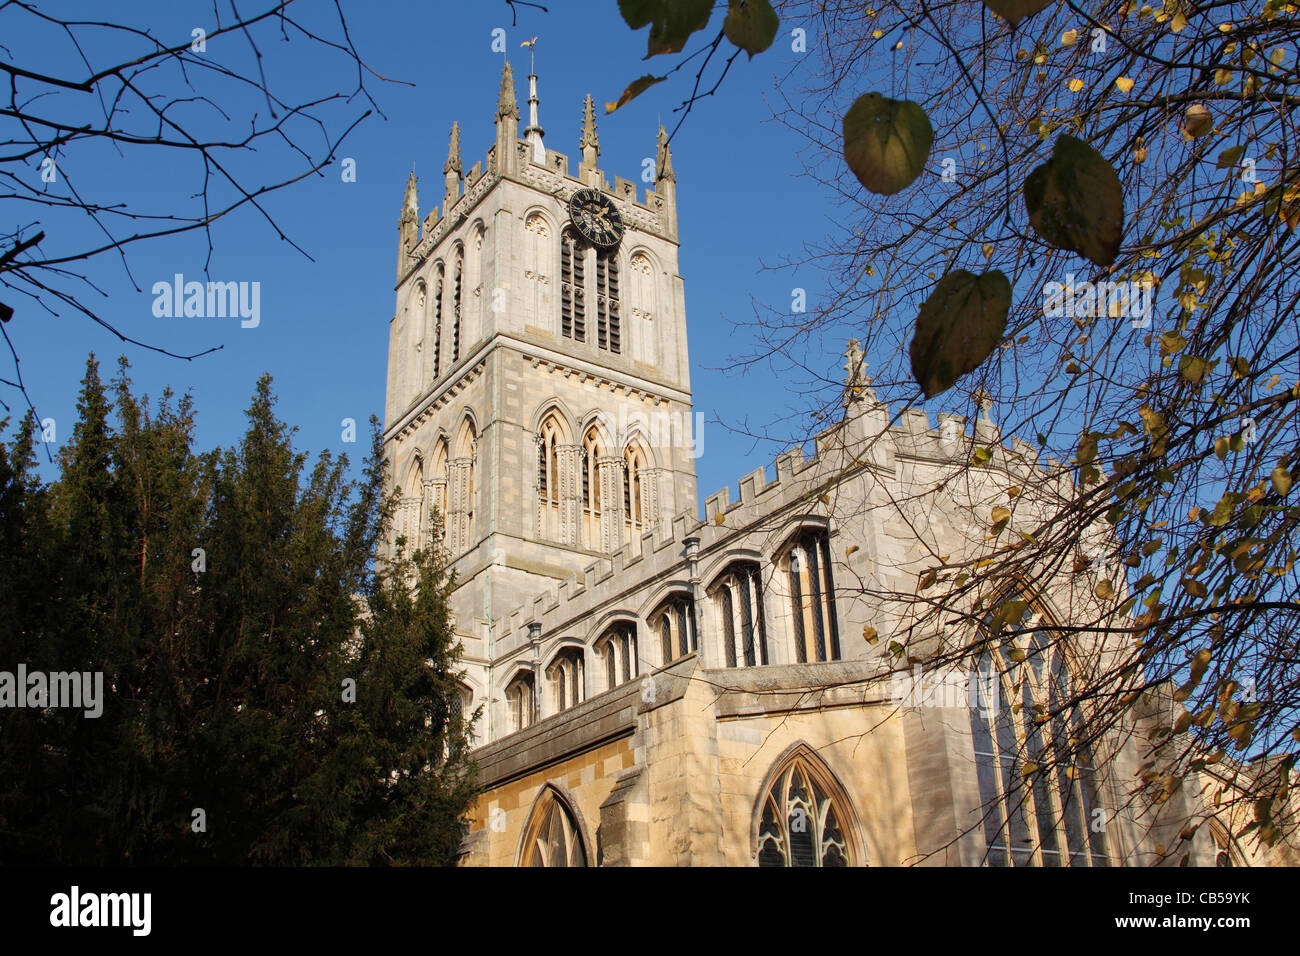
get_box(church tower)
[383,60,697,717]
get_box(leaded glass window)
[756,759,853,867]
[521,790,587,867]
[971,591,1109,867]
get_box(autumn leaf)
[909,270,1011,397]
[992,504,1012,534]
[606,74,667,114]
[842,93,933,195]
[983,0,1054,27]
[723,0,779,58]
[1024,134,1124,267]
[620,0,714,58]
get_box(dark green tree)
[0,358,476,865]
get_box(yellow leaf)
[981,242,994,260]
[1067,77,1084,92]
[1115,76,1134,93]
[714,513,725,525]
[862,625,879,644]
[1095,578,1116,601]
[1171,11,1189,31]
[1272,467,1293,496]
[1061,28,1079,46]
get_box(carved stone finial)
[974,388,994,420]
[400,170,418,223]
[497,60,520,121]
[444,122,462,176]
[655,125,676,183]
[843,339,870,404]
[580,94,599,165]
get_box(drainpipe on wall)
[684,535,704,667]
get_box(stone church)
[382,62,1281,867]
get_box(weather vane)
[520,36,538,73]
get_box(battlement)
[403,141,673,282]
[491,388,1080,673]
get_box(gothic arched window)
[408,281,426,403]
[400,458,424,550]
[582,426,603,550]
[560,228,586,342]
[548,647,585,714]
[520,788,588,867]
[430,438,449,542]
[431,265,444,380]
[783,528,841,663]
[628,252,656,365]
[506,672,535,733]
[623,441,647,544]
[468,223,485,346]
[453,418,477,549]
[596,249,620,353]
[970,591,1109,867]
[537,413,567,541]
[651,593,695,665]
[712,561,768,668]
[755,752,856,867]
[524,213,551,330]
[451,247,464,364]
[596,621,638,692]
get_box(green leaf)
[1159,330,1188,356]
[1272,467,1294,496]
[619,0,714,58]
[1209,492,1241,526]
[1179,354,1209,384]
[723,0,779,58]
[1024,134,1124,267]
[1217,145,1246,169]
[842,92,933,196]
[606,74,667,114]
[909,270,1011,398]
[983,0,1054,27]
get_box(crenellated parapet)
[396,61,678,288]
[485,383,1097,725]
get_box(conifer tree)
[0,358,476,865]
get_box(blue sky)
[5,0,843,506]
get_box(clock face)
[568,188,624,249]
